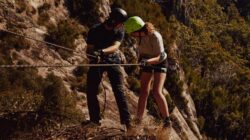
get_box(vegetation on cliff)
[113,0,250,139]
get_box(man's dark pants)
[86,66,130,124]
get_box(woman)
[124,16,171,127]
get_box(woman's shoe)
[163,117,172,128]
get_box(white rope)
[0,29,143,68]
[0,29,141,122]
[0,28,96,58]
[0,63,141,68]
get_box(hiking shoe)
[123,121,137,132]
[124,122,138,135]
[163,117,172,128]
[81,120,101,128]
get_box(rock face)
[0,0,202,139]
[167,43,202,139]
[159,0,192,25]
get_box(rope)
[0,63,141,68]
[0,29,141,121]
[0,28,96,58]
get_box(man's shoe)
[124,122,138,135]
[81,120,101,128]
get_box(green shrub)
[112,0,176,45]
[0,33,30,51]
[197,116,205,130]
[38,3,51,14]
[165,70,184,108]
[72,64,89,93]
[37,2,52,26]
[37,12,50,26]
[0,61,43,93]
[0,61,45,114]
[38,74,84,127]
[70,75,87,93]
[15,0,27,13]
[66,0,105,25]
[0,66,84,136]
[126,76,140,93]
[45,19,86,59]
[0,90,43,114]
[0,61,45,138]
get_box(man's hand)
[140,59,149,67]
[93,50,104,57]
[93,50,104,63]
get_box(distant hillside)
[113,0,250,139]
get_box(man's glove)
[93,49,104,57]
[93,50,104,63]
[140,59,149,67]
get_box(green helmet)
[124,16,145,34]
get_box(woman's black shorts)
[141,59,167,73]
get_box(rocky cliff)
[0,0,202,139]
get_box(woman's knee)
[153,91,163,100]
[140,86,150,95]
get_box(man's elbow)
[114,45,120,50]
[113,42,121,50]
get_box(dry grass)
[125,120,173,140]
[156,127,172,140]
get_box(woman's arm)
[146,32,166,64]
[146,52,167,64]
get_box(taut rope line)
[0,29,143,67]
[0,28,96,58]
[0,63,141,68]
[0,29,141,117]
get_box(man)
[85,8,131,129]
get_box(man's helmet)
[106,8,127,26]
[124,16,145,34]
